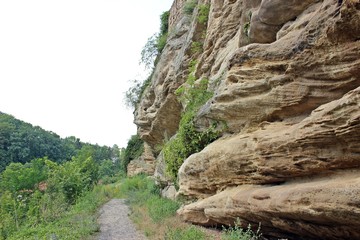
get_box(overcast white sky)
[0,0,173,148]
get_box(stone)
[249,9,282,43]
[178,170,360,240]
[179,86,360,198]
[134,0,360,238]
[161,185,177,200]
[127,143,156,177]
[258,0,319,26]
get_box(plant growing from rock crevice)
[183,0,198,15]
[163,61,219,181]
[197,4,210,25]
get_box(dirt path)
[96,199,146,240]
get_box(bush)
[124,73,153,109]
[8,184,113,240]
[140,11,170,70]
[164,61,219,181]
[157,33,168,53]
[221,219,262,240]
[191,41,203,55]
[160,11,170,36]
[184,0,198,15]
[197,4,210,24]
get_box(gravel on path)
[97,199,147,240]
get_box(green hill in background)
[0,112,119,172]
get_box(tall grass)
[118,175,213,239]
[6,175,262,240]
[119,175,262,240]
[6,184,120,240]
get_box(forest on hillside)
[0,112,121,172]
[0,112,144,239]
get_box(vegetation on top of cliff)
[163,61,220,181]
[125,11,169,110]
[124,73,153,110]
[140,11,170,70]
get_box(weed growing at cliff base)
[166,225,207,240]
[222,219,262,240]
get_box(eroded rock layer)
[178,170,360,240]
[134,0,360,239]
[179,86,360,198]
[127,143,156,177]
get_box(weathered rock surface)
[127,143,156,177]
[178,86,360,197]
[178,170,360,240]
[134,0,360,239]
[203,1,360,133]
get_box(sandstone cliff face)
[134,0,360,239]
[127,143,156,177]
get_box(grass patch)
[119,176,263,240]
[5,184,121,240]
[6,175,263,240]
[166,225,207,240]
[118,175,215,239]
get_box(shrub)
[160,11,170,36]
[197,4,210,24]
[131,10,170,108]
[8,184,113,240]
[243,22,250,37]
[221,219,262,240]
[140,11,170,70]
[243,11,252,37]
[184,0,198,15]
[164,61,220,181]
[191,41,203,55]
[157,33,168,53]
[124,72,153,109]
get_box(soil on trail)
[96,199,146,240]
